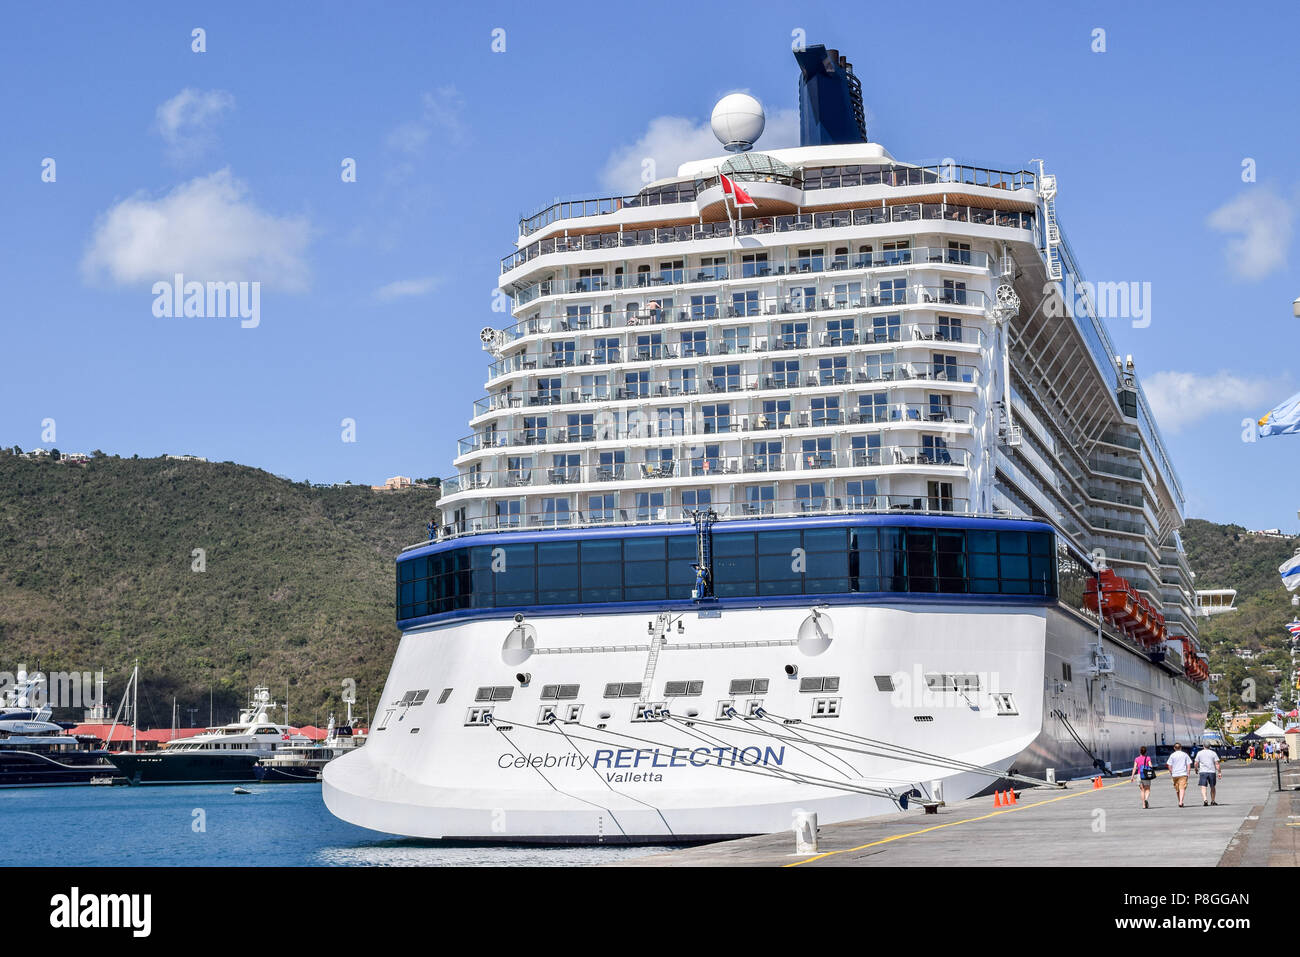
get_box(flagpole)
[717,167,735,239]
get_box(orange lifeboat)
[1180,638,1209,681]
[1085,569,1135,620]
[1084,569,1165,648]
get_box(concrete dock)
[617,761,1300,867]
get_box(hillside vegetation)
[1180,519,1299,714]
[1,450,1293,727]
[0,452,439,727]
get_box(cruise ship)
[323,44,1209,842]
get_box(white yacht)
[324,43,1209,842]
[110,687,305,785]
[254,709,368,783]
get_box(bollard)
[793,811,818,854]
[1045,768,1056,785]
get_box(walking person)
[1131,745,1155,808]
[1166,743,1192,808]
[1195,744,1221,806]
[1247,744,1255,764]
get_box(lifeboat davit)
[1180,638,1209,681]
[1084,569,1165,648]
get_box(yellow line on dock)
[786,777,1135,867]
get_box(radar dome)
[711,93,765,152]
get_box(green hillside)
[0,450,439,728]
[1,448,1293,729]
[1180,518,1299,714]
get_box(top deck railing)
[516,162,1038,241]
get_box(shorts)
[1199,772,1217,787]
[1172,775,1188,789]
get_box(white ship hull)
[324,600,1204,842]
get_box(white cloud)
[82,168,311,290]
[373,276,439,301]
[155,88,235,161]
[1206,188,1294,280]
[387,87,468,154]
[1144,370,1283,433]
[600,107,799,193]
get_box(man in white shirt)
[1166,743,1192,808]
[1195,746,1221,806]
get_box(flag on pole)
[1287,619,1300,637]
[1282,554,1300,592]
[1257,389,1300,436]
[720,172,756,208]
[715,168,735,236]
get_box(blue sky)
[1,1,1297,530]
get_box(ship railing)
[506,208,1034,280]
[505,237,995,279]
[426,493,976,543]
[512,259,997,301]
[492,310,984,358]
[458,401,975,455]
[514,164,1037,242]
[445,440,971,491]
[480,333,984,386]
[486,300,982,374]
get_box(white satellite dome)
[711,93,765,152]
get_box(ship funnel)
[794,43,868,146]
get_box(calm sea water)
[0,784,674,866]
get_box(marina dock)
[617,761,1300,867]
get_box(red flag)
[720,172,756,208]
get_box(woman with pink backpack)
[1131,745,1156,808]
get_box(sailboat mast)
[131,661,138,754]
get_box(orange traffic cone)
[1007,788,1017,805]
[1093,776,1103,789]
[993,789,1004,807]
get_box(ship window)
[476,686,514,702]
[437,688,452,704]
[603,682,642,698]
[540,684,581,700]
[799,676,841,693]
[395,525,1057,622]
[664,680,704,697]
[874,675,895,692]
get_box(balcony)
[506,203,1031,275]
[459,402,976,455]
[429,493,975,542]
[514,161,1036,240]
[496,301,986,353]
[447,443,969,490]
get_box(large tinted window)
[396,525,1057,620]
